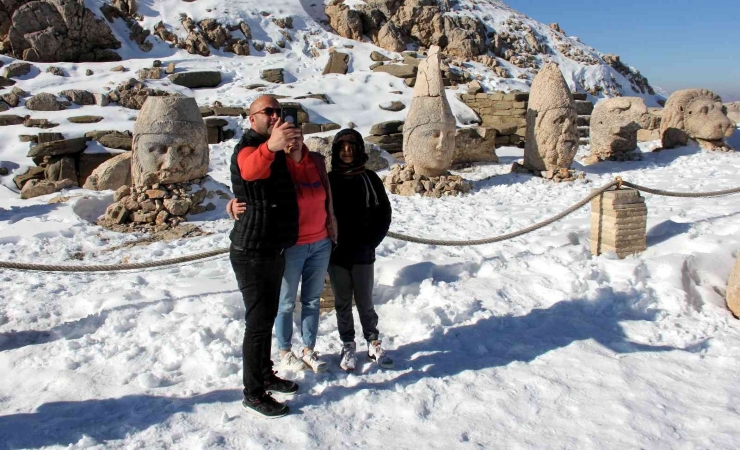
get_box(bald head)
[249,95,280,115]
[249,95,281,136]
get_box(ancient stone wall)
[458,91,528,147]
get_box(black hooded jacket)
[328,129,392,268]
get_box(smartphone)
[281,106,299,125]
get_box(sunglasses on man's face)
[254,107,282,117]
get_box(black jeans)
[328,263,379,343]
[230,247,285,399]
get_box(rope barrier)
[3,177,740,272]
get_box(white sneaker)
[368,340,393,369]
[280,351,309,371]
[301,349,328,373]
[340,342,357,373]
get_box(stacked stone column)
[590,188,647,258]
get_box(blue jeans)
[275,237,332,351]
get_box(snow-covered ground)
[1,0,740,448]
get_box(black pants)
[328,263,379,343]
[230,247,285,399]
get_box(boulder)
[77,152,118,186]
[68,116,104,124]
[372,64,417,78]
[168,71,221,88]
[322,51,350,75]
[325,2,363,40]
[0,77,15,87]
[370,51,391,62]
[137,67,164,80]
[453,127,499,164]
[46,66,65,76]
[376,21,407,53]
[260,68,284,83]
[13,166,45,189]
[82,152,132,190]
[1,92,20,107]
[28,137,88,158]
[661,89,735,151]
[379,101,405,112]
[370,120,404,136]
[2,0,121,62]
[524,63,578,172]
[59,90,96,106]
[96,132,133,150]
[0,115,26,126]
[20,179,56,199]
[25,93,64,111]
[3,62,32,78]
[44,156,78,185]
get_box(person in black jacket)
[328,128,394,372]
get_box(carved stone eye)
[149,145,167,154]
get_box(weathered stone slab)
[168,71,222,88]
[28,137,89,158]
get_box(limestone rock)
[325,2,363,40]
[82,152,132,191]
[370,121,404,136]
[20,179,56,199]
[372,64,417,79]
[26,93,64,111]
[77,153,118,186]
[0,115,25,126]
[132,96,209,186]
[44,156,77,185]
[322,51,350,75]
[28,137,88,158]
[379,101,405,112]
[376,21,406,53]
[3,62,32,78]
[588,97,650,163]
[46,66,65,76]
[453,127,498,164]
[13,166,45,189]
[370,51,391,62]
[59,90,95,106]
[168,71,222,88]
[68,116,104,124]
[0,77,15,87]
[660,89,735,151]
[2,0,121,62]
[137,67,164,80]
[524,63,578,172]
[402,46,456,177]
[1,92,19,107]
[260,68,284,84]
[97,132,132,150]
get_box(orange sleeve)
[237,142,276,181]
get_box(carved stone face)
[590,97,650,159]
[403,99,456,176]
[523,63,578,172]
[684,97,734,141]
[132,133,209,186]
[132,96,209,187]
[533,108,577,168]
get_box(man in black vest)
[229,95,302,418]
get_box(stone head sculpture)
[403,45,456,177]
[523,63,578,172]
[589,97,650,162]
[661,89,735,151]
[132,96,210,187]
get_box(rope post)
[589,187,647,258]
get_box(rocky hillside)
[0,0,661,104]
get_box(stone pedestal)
[590,188,647,258]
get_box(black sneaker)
[241,392,289,419]
[264,371,299,395]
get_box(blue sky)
[504,0,740,101]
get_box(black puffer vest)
[229,129,299,250]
